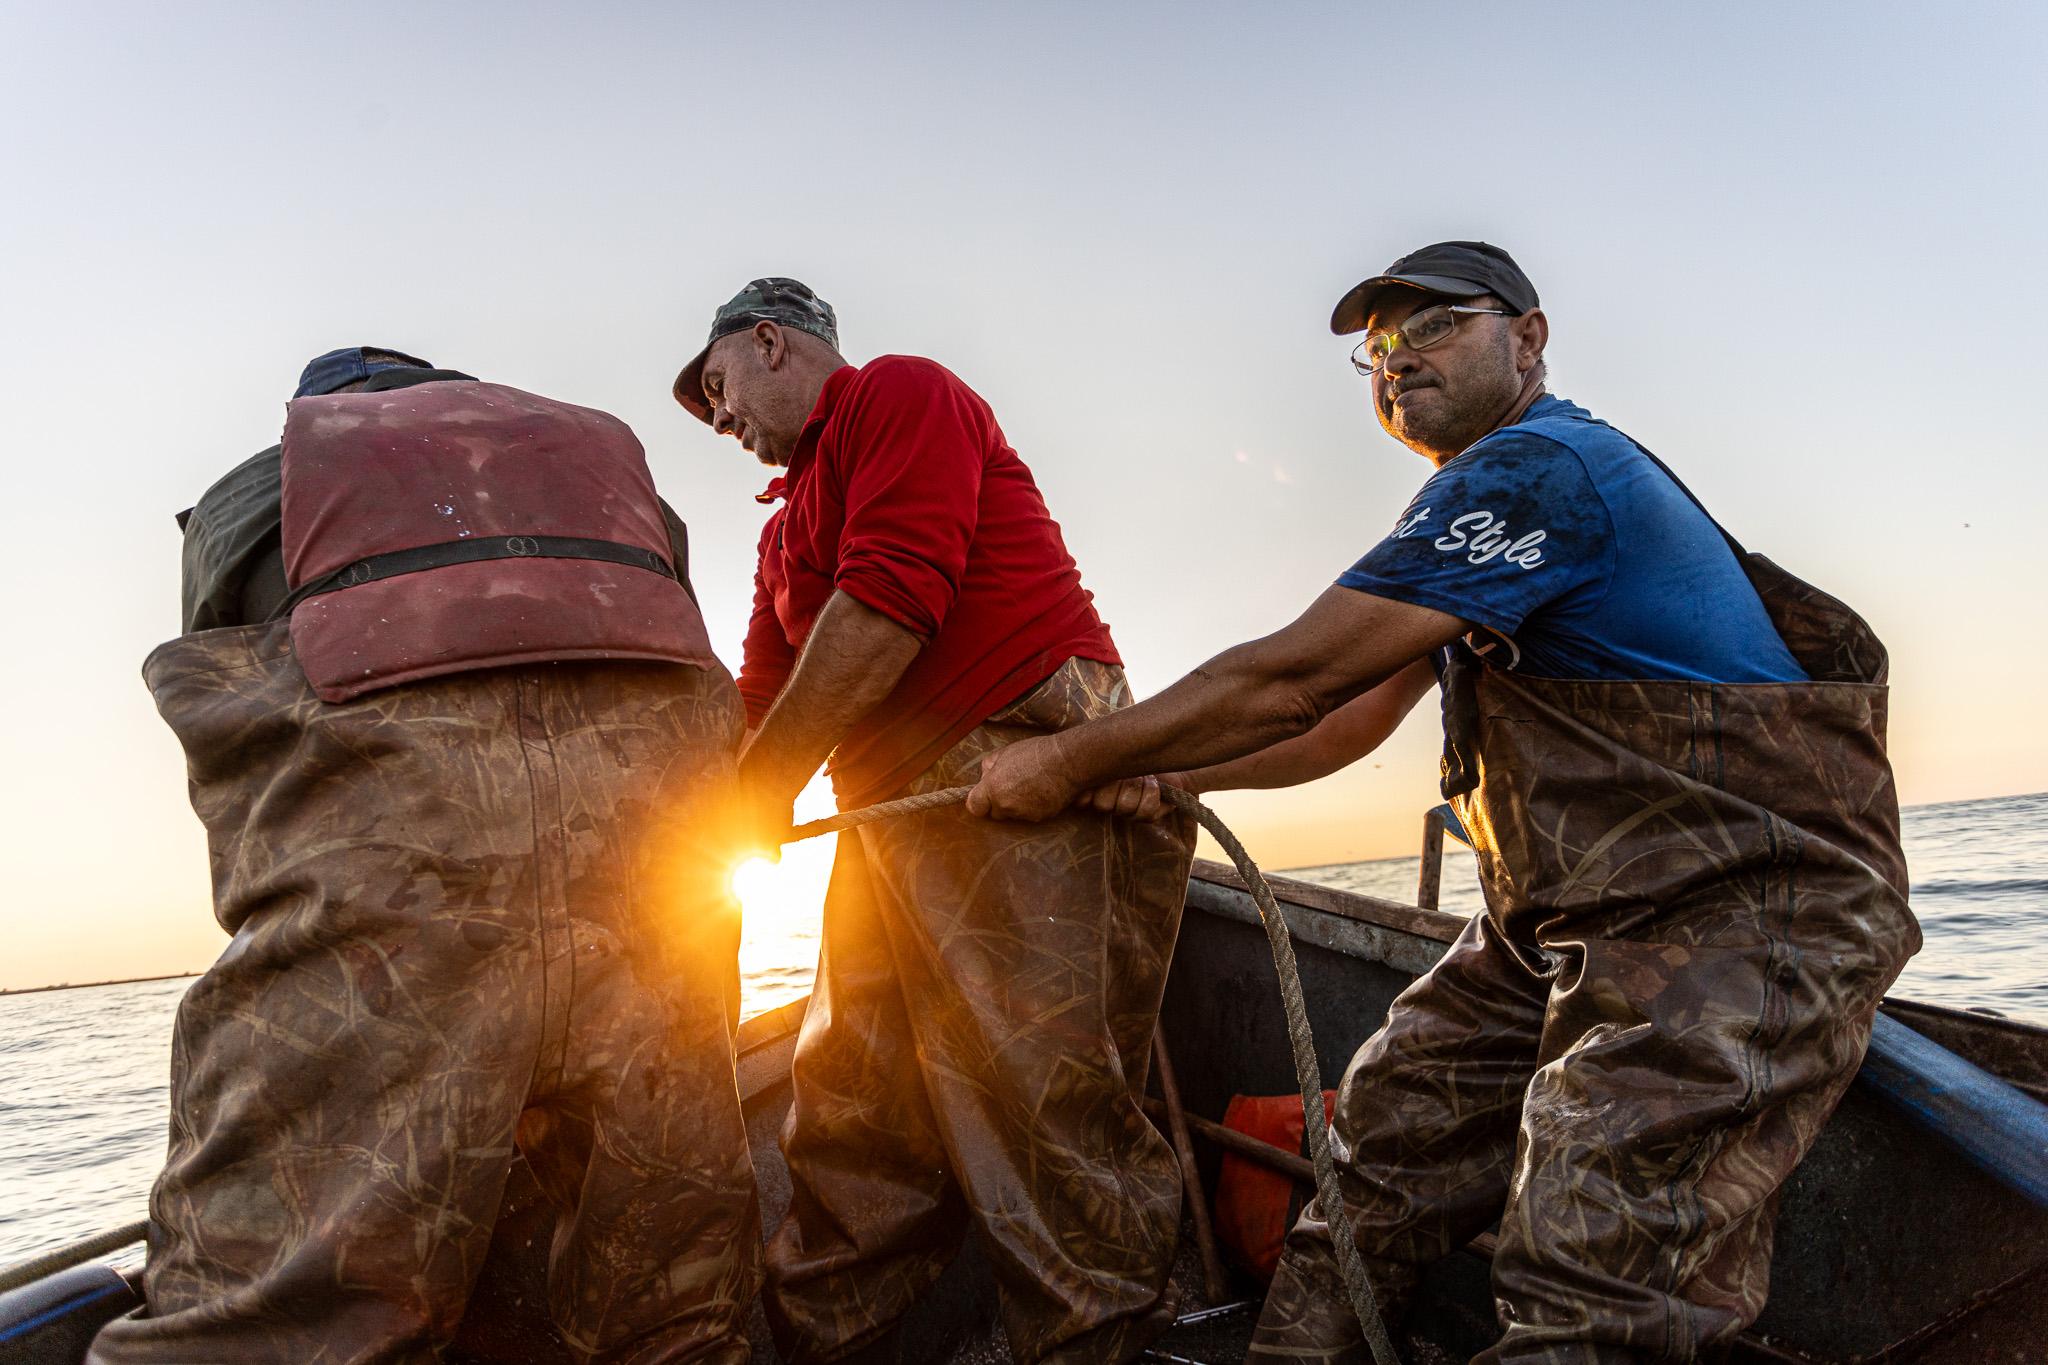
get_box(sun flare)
[729,856,783,916]
[728,841,836,939]
[727,776,843,1015]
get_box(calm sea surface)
[4,790,2042,1265]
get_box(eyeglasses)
[1350,304,1514,375]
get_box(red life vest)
[279,380,717,702]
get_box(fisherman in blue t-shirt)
[967,242,1917,1363]
[1342,390,1808,684]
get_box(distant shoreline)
[0,972,200,998]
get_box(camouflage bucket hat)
[673,277,839,423]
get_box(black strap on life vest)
[270,534,677,621]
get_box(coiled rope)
[2,785,1398,1363]
[789,783,1398,1364]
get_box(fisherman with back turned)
[93,347,760,1362]
[969,243,1920,1362]
[673,279,1196,1364]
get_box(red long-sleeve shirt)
[740,356,1119,806]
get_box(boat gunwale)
[735,860,2048,1091]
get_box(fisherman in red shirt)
[674,279,1196,1365]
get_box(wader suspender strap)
[1438,646,1483,800]
[1624,438,1755,560]
[270,534,678,621]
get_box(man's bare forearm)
[974,589,1468,823]
[1180,658,1437,793]
[1045,637,1349,791]
[741,590,924,802]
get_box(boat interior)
[5,858,2046,1364]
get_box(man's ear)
[754,320,787,370]
[1511,308,1549,374]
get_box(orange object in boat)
[1211,1090,1335,1282]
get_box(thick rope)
[0,1220,146,1295]
[785,783,1399,1365]
[785,786,975,842]
[1156,785,1398,1365]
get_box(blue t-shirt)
[1338,396,1807,682]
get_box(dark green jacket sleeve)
[179,446,286,634]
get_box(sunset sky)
[3,3,2044,991]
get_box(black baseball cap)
[1329,241,1539,336]
[673,277,840,423]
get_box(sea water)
[3,790,2041,1265]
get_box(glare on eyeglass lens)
[1351,305,1514,375]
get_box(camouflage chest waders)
[764,658,1197,1365]
[90,623,760,1365]
[1250,556,1919,1364]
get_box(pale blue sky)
[3,3,2044,987]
